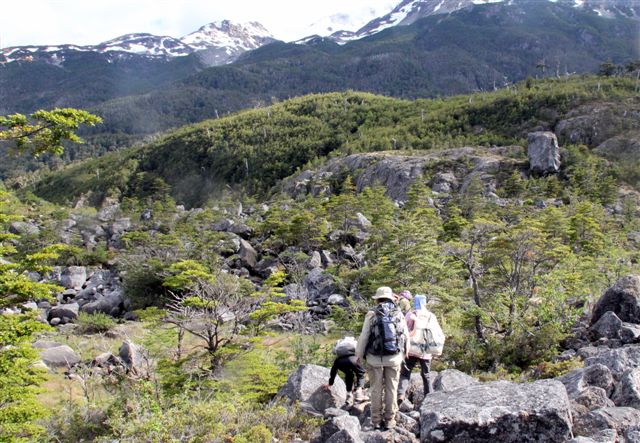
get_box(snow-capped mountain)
[300,0,640,44]
[0,21,273,65]
[180,20,274,65]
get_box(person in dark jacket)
[324,353,369,404]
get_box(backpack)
[333,336,357,357]
[366,301,405,356]
[408,310,445,357]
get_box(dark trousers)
[344,368,366,392]
[397,355,431,398]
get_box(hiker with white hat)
[355,286,409,431]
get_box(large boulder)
[47,302,80,323]
[527,131,561,175]
[612,368,640,409]
[39,345,81,368]
[60,266,87,290]
[9,221,40,236]
[556,363,615,398]
[432,369,478,393]
[591,275,640,325]
[238,239,258,269]
[420,380,572,443]
[277,364,347,413]
[590,311,640,344]
[573,407,640,443]
[304,268,338,305]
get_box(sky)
[0,0,399,48]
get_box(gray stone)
[579,345,640,378]
[321,415,362,442]
[277,364,347,413]
[432,369,477,393]
[573,407,640,442]
[39,345,81,368]
[557,363,615,398]
[238,239,258,269]
[307,251,323,269]
[48,302,79,322]
[326,429,364,443]
[283,283,309,300]
[324,408,350,418]
[81,290,125,316]
[573,386,615,411]
[320,250,334,267]
[420,379,572,443]
[32,340,65,349]
[527,131,561,175]
[229,222,252,239]
[346,213,372,232]
[591,275,640,325]
[97,200,120,221]
[213,218,234,232]
[431,172,458,194]
[304,268,338,303]
[118,340,147,377]
[328,294,346,305]
[140,209,153,221]
[612,368,640,408]
[60,266,87,290]
[9,221,40,236]
[108,218,131,236]
[397,411,420,435]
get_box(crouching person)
[324,336,368,405]
[355,286,409,431]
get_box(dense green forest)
[32,75,640,207]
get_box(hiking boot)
[385,419,397,430]
[354,388,369,402]
[345,392,354,406]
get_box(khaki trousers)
[366,361,401,425]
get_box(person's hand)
[355,357,361,365]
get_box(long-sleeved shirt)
[328,354,366,386]
[355,306,410,367]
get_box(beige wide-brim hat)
[373,286,394,300]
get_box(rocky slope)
[276,275,640,442]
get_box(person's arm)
[400,314,410,357]
[328,359,339,386]
[355,312,373,362]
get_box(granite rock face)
[420,379,572,443]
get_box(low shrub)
[76,312,117,334]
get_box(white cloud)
[0,0,399,48]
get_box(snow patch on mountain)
[0,20,273,65]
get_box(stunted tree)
[163,261,253,366]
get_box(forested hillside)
[32,75,639,207]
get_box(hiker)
[323,336,368,405]
[397,294,444,404]
[355,286,409,431]
[397,290,412,314]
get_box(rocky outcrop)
[527,131,561,175]
[591,275,640,325]
[60,266,87,290]
[420,380,572,443]
[281,147,522,203]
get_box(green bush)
[76,312,117,334]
